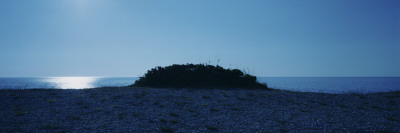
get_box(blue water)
[258,77,400,94]
[0,77,138,89]
[0,77,399,94]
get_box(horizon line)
[0,76,399,78]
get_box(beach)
[0,87,399,132]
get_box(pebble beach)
[0,87,399,132]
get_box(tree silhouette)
[131,64,268,89]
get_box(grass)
[13,96,20,100]
[178,101,189,106]
[101,97,107,102]
[379,129,397,133]
[308,100,317,103]
[182,96,191,100]
[276,120,289,125]
[202,95,210,99]
[280,128,289,132]
[52,110,61,114]
[247,92,256,97]
[338,104,347,108]
[230,107,240,111]
[96,107,103,111]
[113,95,123,99]
[70,116,81,120]
[385,116,398,122]
[384,94,399,98]
[160,127,175,133]
[210,108,218,112]
[187,109,195,112]
[389,100,397,105]
[236,97,247,100]
[41,124,61,130]
[169,120,178,124]
[118,113,126,119]
[299,108,309,112]
[3,87,399,132]
[111,105,121,108]
[82,105,90,109]
[206,126,218,131]
[319,102,328,106]
[160,119,167,123]
[169,112,179,117]
[286,99,296,104]
[129,102,138,106]
[15,111,28,116]
[132,112,141,117]
[225,103,234,106]
[358,95,367,99]
[47,99,56,103]
[357,105,366,110]
[371,105,381,110]
[76,101,84,105]
[14,107,28,116]
[90,93,98,97]
[134,90,147,99]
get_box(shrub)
[130,64,268,89]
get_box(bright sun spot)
[46,77,98,89]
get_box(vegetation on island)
[131,64,268,89]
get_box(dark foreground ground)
[0,87,399,132]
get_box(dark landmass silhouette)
[131,64,268,89]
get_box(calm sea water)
[0,77,399,94]
[0,77,138,89]
[258,77,400,94]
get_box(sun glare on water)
[46,77,98,89]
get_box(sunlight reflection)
[45,77,98,89]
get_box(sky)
[0,0,399,77]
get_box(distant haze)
[0,0,399,77]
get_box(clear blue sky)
[0,0,399,77]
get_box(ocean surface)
[0,77,138,90]
[0,77,399,94]
[258,77,400,94]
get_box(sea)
[0,77,399,94]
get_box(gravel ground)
[0,87,399,132]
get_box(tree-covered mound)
[131,64,268,89]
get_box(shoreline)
[1,87,399,132]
